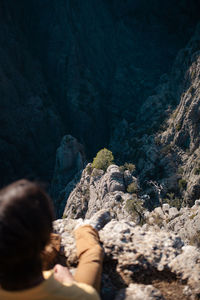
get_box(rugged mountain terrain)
[48,161,200,299]
[115,23,200,206]
[2,3,200,299]
[1,1,200,187]
[52,180,200,300]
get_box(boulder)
[115,284,165,300]
[53,218,200,299]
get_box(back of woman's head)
[0,180,54,285]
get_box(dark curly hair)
[0,179,54,289]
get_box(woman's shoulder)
[43,270,100,300]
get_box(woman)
[0,179,110,300]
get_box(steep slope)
[27,0,200,145]
[159,24,200,205]
[0,1,200,186]
[112,23,200,206]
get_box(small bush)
[153,214,164,228]
[191,71,195,79]
[125,197,144,224]
[124,163,136,173]
[86,164,93,175]
[119,163,136,173]
[171,110,178,119]
[146,213,164,228]
[164,193,182,210]
[119,165,125,173]
[189,213,197,220]
[178,178,187,191]
[175,122,181,131]
[92,148,114,171]
[127,182,139,194]
[189,231,200,247]
[177,167,184,175]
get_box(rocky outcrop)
[141,199,200,251]
[63,164,141,222]
[53,217,200,300]
[51,135,85,217]
[157,23,200,205]
[112,23,200,207]
[115,284,165,300]
[165,201,200,247]
[53,156,200,299]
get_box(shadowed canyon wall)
[0,0,200,186]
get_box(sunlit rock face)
[0,0,200,186]
[53,217,200,300]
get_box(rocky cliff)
[48,162,200,299]
[54,218,200,300]
[111,22,200,207]
[1,1,200,187]
[1,2,200,299]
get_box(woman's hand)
[53,264,74,284]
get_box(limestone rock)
[169,245,200,295]
[53,217,200,299]
[110,23,200,207]
[115,284,165,300]
[63,164,141,223]
[166,204,200,246]
[51,135,85,217]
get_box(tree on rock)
[92,148,114,171]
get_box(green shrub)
[124,163,136,173]
[175,122,181,131]
[191,71,195,79]
[119,165,125,172]
[86,164,93,175]
[178,179,187,191]
[189,213,197,220]
[127,182,139,194]
[119,163,136,173]
[171,110,178,119]
[92,148,114,171]
[153,214,164,228]
[164,193,182,210]
[177,167,184,175]
[125,197,144,224]
[189,231,200,248]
